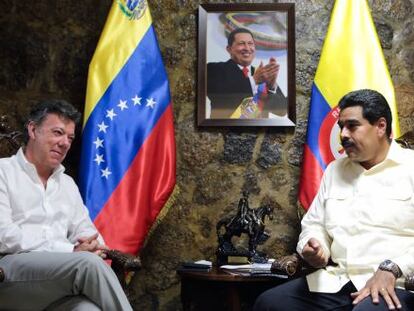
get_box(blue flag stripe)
[306,83,332,170]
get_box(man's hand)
[351,270,402,310]
[253,57,280,89]
[263,57,280,89]
[301,238,328,268]
[74,233,108,258]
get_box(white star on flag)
[97,121,109,133]
[118,99,128,110]
[106,109,117,121]
[94,154,105,165]
[93,137,104,149]
[101,167,112,179]
[146,97,156,108]
[131,95,142,106]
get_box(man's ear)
[226,45,231,54]
[376,117,387,137]
[27,121,36,140]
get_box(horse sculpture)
[216,192,274,264]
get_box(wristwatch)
[378,259,402,278]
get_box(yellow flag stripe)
[83,1,152,124]
[315,0,400,137]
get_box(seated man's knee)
[254,287,285,311]
[74,252,107,272]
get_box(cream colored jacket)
[297,141,414,292]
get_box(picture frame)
[197,3,296,127]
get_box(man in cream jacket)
[254,89,414,310]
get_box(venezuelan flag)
[298,0,400,210]
[79,0,176,254]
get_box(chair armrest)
[103,249,141,290]
[271,253,303,276]
[271,253,319,277]
[104,249,141,271]
[405,272,414,291]
[0,267,4,282]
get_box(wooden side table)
[177,267,288,311]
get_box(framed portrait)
[197,3,296,127]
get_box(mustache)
[341,139,355,148]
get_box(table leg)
[227,284,241,311]
[181,278,191,311]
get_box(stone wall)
[1,0,414,310]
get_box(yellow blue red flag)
[79,0,176,254]
[298,0,400,210]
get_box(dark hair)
[227,28,254,47]
[23,99,81,144]
[338,89,392,138]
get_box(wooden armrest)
[0,267,4,282]
[103,249,141,290]
[103,249,141,271]
[271,253,320,277]
[271,253,302,276]
[405,273,414,291]
[396,131,414,150]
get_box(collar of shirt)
[237,64,252,76]
[16,147,65,182]
[236,64,257,94]
[386,140,408,164]
[344,140,406,174]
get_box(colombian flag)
[79,0,176,254]
[298,0,400,210]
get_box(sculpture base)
[227,256,250,264]
[216,247,268,266]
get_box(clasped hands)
[74,232,108,259]
[253,57,280,90]
[302,238,401,310]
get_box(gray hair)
[23,99,81,144]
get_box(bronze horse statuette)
[216,191,274,265]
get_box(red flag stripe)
[94,105,176,254]
[298,144,324,209]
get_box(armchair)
[0,116,141,292]
[271,131,414,290]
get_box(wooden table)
[177,267,288,311]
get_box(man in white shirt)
[0,100,132,310]
[254,89,414,310]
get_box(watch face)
[382,260,393,267]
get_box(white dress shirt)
[0,148,102,254]
[297,141,414,292]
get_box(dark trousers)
[253,276,414,311]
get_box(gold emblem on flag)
[239,97,261,119]
[117,0,147,20]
